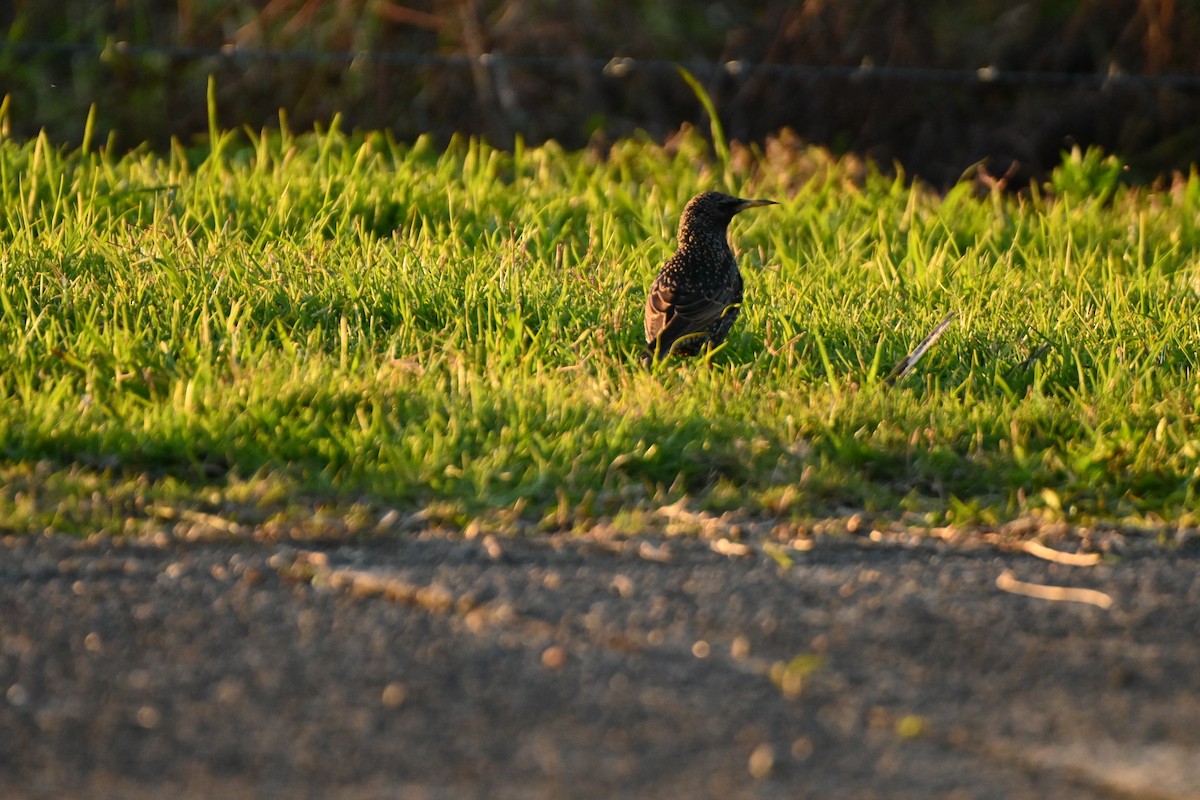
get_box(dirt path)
[2,531,1198,799]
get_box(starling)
[643,191,776,363]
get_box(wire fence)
[7,37,1200,182]
[8,39,1200,91]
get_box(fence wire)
[7,39,1200,91]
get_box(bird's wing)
[644,279,738,357]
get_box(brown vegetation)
[4,1,1200,182]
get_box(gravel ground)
[2,530,1199,799]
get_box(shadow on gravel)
[3,532,1199,799]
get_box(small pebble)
[381,683,407,708]
[748,743,775,779]
[136,706,161,729]
[6,684,29,707]
[541,646,566,670]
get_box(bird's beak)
[736,198,777,212]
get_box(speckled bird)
[643,191,776,363]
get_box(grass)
[1,111,1199,542]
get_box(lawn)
[1,99,1198,541]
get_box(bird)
[642,191,777,363]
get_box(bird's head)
[678,191,776,239]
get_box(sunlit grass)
[1,115,1198,539]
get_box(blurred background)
[3,0,1200,184]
